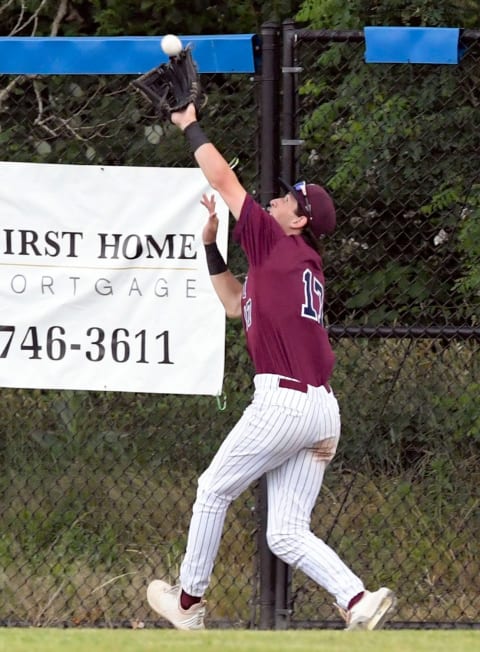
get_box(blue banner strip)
[365,27,462,64]
[0,34,258,74]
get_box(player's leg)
[148,375,354,628]
[266,444,365,609]
[178,377,335,598]
[266,448,396,628]
[179,400,307,596]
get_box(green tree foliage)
[295,0,480,321]
[297,0,480,29]
[0,0,299,37]
[1,1,478,309]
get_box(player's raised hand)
[171,102,198,130]
[201,193,219,244]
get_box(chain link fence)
[0,26,479,630]
[282,26,480,628]
[0,67,260,628]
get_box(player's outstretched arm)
[201,193,242,319]
[172,104,246,221]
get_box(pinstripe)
[180,373,364,608]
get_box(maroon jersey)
[233,194,335,386]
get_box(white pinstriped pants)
[179,373,365,610]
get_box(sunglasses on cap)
[292,180,312,218]
[278,177,336,237]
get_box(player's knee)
[193,473,233,511]
[266,529,302,564]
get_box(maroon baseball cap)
[279,178,336,237]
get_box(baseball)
[161,34,183,57]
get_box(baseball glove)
[132,46,206,121]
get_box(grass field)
[0,628,478,652]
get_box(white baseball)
[161,34,182,57]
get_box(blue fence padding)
[364,26,462,64]
[0,34,258,74]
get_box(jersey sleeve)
[233,194,284,267]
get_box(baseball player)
[146,102,397,630]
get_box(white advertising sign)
[0,162,228,395]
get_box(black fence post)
[259,21,281,207]
[257,20,281,630]
[256,476,275,629]
[261,18,301,631]
[281,18,300,184]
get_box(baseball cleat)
[344,587,397,630]
[147,580,206,630]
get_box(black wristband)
[204,242,227,275]
[184,121,210,153]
